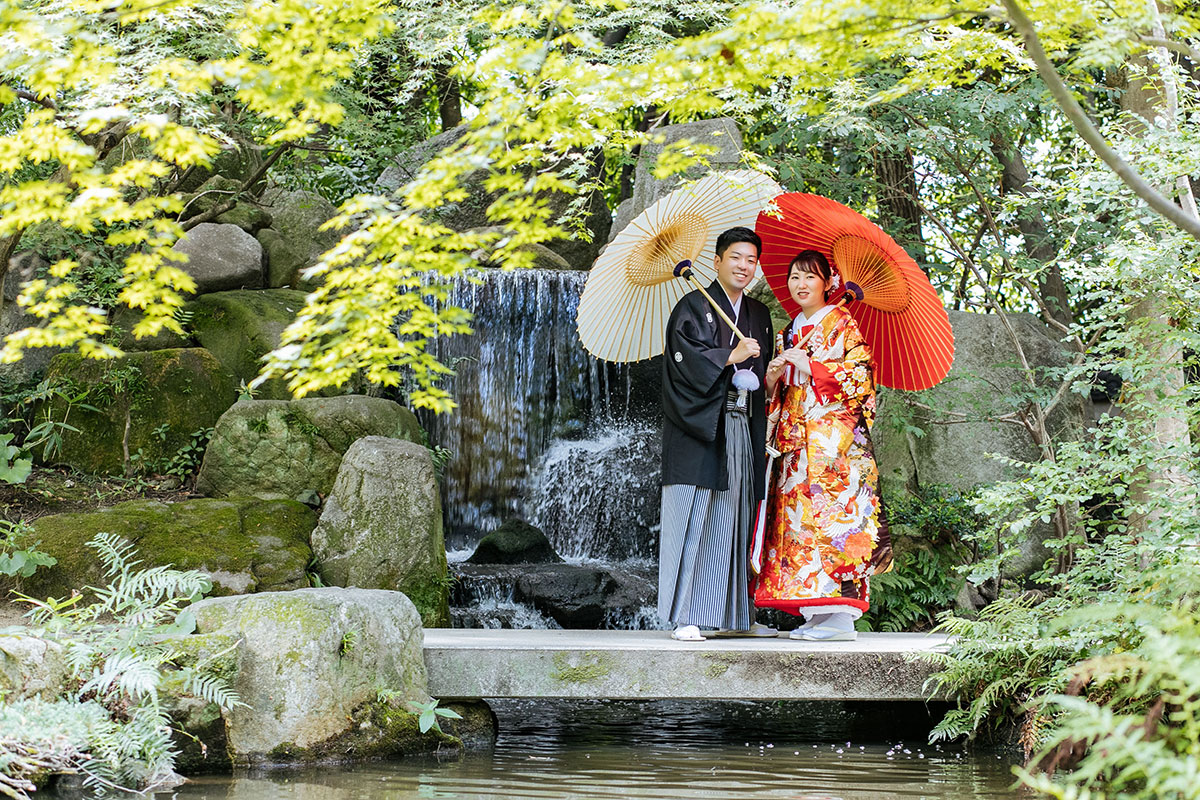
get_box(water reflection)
[159,700,1024,800]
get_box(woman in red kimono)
[754,250,890,641]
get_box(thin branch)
[180,144,290,232]
[1135,34,1200,66]
[907,398,1028,427]
[13,88,55,111]
[1042,325,1106,419]
[1000,0,1200,241]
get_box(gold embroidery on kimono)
[753,305,884,615]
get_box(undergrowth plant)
[861,486,978,632]
[923,523,1200,799]
[1014,568,1200,800]
[0,417,55,581]
[1,533,243,798]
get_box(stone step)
[423,629,951,701]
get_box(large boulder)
[312,437,449,627]
[874,311,1090,577]
[108,306,196,352]
[258,188,340,288]
[39,348,238,475]
[376,126,609,268]
[4,251,46,303]
[0,302,61,385]
[196,396,424,501]
[610,117,745,238]
[469,226,573,271]
[451,562,657,629]
[467,519,562,564]
[15,497,316,601]
[0,252,68,383]
[170,223,264,294]
[185,288,306,398]
[188,588,438,766]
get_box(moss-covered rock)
[195,395,423,501]
[179,176,272,234]
[468,518,562,564]
[258,188,340,288]
[185,289,306,399]
[180,175,241,220]
[189,587,438,766]
[313,437,450,627]
[18,497,315,600]
[258,228,307,289]
[39,348,238,475]
[108,306,196,352]
[216,202,272,235]
[437,701,499,749]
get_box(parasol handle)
[673,261,747,342]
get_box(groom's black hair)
[715,226,762,258]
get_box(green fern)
[3,534,243,797]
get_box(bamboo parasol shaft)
[676,262,747,343]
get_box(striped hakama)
[658,405,753,630]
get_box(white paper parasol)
[576,170,782,363]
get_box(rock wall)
[873,310,1090,577]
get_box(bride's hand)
[781,347,811,376]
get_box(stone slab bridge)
[423,630,950,701]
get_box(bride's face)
[788,265,830,314]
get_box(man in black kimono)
[658,226,776,641]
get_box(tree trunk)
[990,134,1073,326]
[435,68,462,131]
[1119,29,1194,537]
[872,145,929,268]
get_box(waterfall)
[524,425,661,562]
[419,268,634,546]
[418,267,668,630]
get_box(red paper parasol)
[755,193,954,391]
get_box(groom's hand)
[728,337,760,364]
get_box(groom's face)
[714,241,759,293]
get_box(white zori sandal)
[788,610,859,641]
[789,625,857,641]
[670,625,706,641]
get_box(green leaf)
[0,457,33,485]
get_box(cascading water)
[417,267,666,630]
[418,268,633,546]
[524,425,661,563]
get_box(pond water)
[156,700,1026,800]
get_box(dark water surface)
[157,700,1024,800]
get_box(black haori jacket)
[661,280,774,501]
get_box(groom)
[657,226,776,641]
